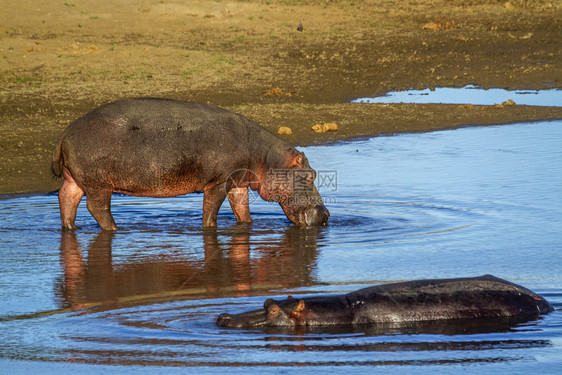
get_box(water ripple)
[1,121,562,371]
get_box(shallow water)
[1,121,562,373]
[352,85,562,106]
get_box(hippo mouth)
[283,204,330,227]
[303,205,330,226]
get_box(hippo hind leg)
[86,188,118,230]
[58,172,85,230]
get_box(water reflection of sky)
[352,85,562,106]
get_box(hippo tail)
[51,136,64,178]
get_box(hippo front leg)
[227,187,253,223]
[202,184,228,227]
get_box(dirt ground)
[1,0,561,195]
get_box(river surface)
[1,120,561,374]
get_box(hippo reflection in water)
[217,275,553,328]
[51,98,329,230]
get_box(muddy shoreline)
[1,0,561,195]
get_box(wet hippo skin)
[217,275,553,328]
[51,98,329,230]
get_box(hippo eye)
[305,173,315,184]
[299,171,315,184]
[268,305,281,318]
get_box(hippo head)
[217,297,305,328]
[257,151,329,227]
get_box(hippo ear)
[289,300,306,321]
[294,299,305,313]
[287,150,304,168]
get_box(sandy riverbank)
[1,0,561,194]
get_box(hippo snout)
[304,205,330,226]
[216,313,232,327]
[216,308,271,328]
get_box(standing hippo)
[216,275,553,328]
[51,98,329,230]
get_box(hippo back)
[54,98,295,194]
[346,275,553,322]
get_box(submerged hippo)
[216,275,553,328]
[51,98,329,230]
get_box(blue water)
[352,85,562,106]
[1,121,561,373]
